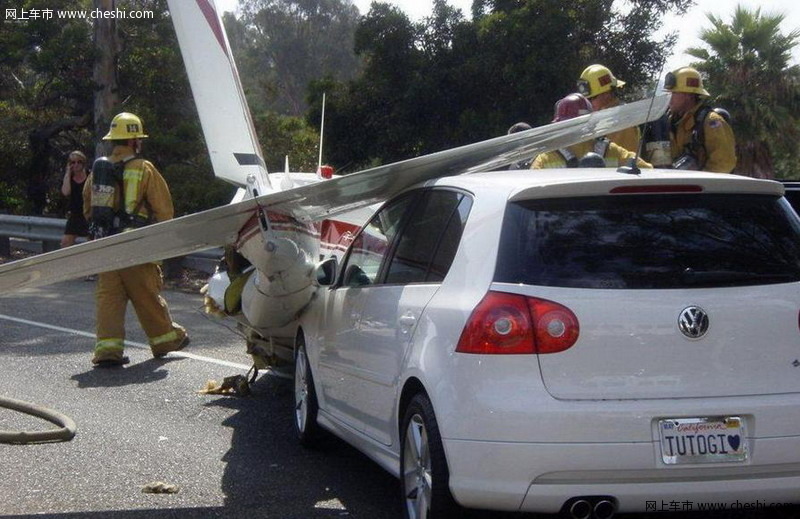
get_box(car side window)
[341,193,417,287]
[427,195,472,282]
[385,190,472,285]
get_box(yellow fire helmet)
[102,112,149,140]
[577,64,625,99]
[664,66,710,97]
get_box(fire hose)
[0,396,76,444]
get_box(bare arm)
[61,166,72,197]
[83,175,93,220]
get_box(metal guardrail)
[0,215,221,274]
[0,215,66,244]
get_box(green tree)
[233,0,362,116]
[328,2,425,166]
[458,0,693,133]
[0,0,95,214]
[686,6,800,179]
[0,0,236,216]
[323,0,692,171]
[254,111,322,172]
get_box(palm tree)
[685,5,800,179]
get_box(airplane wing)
[0,94,669,295]
[271,95,670,221]
[0,200,253,294]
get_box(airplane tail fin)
[167,0,271,191]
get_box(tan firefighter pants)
[94,263,186,358]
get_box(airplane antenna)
[316,92,326,178]
[280,155,293,191]
[638,62,667,158]
[617,62,667,176]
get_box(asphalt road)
[1,280,798,519]
[0,279,400,519]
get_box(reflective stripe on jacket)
[530,140,652,169]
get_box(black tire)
[400,393,459,519]
[294,337,321,447]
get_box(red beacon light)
[317,164,335,179]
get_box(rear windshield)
[782,188,800,214]
[495,194,800,289]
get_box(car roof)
[428,169,785,200]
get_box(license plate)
[658,416,747,465]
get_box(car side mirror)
[343,264,370,287]
[314,257,338,287]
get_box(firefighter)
[83,112,189,366]
[663,66,736,173]
[577,64,640,153]
[530,93,652,169]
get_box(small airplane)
[0,0,669,377]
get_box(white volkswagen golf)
[294,169,800,519]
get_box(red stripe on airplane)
[238,213,260,241]
[320,219,360,249]
[195,0,229,57]
[237,215,360,250]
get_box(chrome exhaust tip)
[568,499,592,519]
[594,499,617,519]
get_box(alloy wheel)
[403,413,432,519]
[294,348,309,433]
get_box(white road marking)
[0,313,290,376]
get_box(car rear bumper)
[444,435,800,513]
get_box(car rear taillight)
[455,291,579,354]
[529,297,580,354]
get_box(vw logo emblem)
[678,306,709,339]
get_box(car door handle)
[399,314,416,327]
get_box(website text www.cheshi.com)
[646,499,794,512]
[5,8,154,21]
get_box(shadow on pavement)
[70,358,178,388]
[207,373,403,519]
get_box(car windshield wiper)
[681,268,800,285]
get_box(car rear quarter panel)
[397,185,508,443]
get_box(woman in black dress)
[60,150,90,248]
